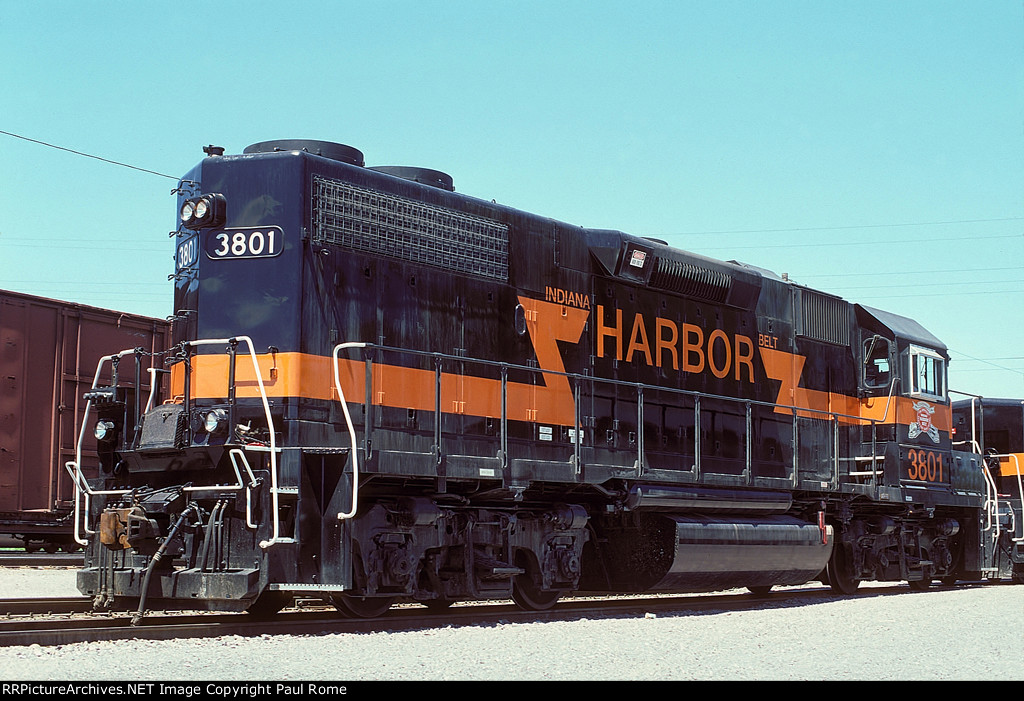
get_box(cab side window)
[862,335,892,390]
[907,345,945,400]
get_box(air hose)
[131,503,199,626]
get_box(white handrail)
[181,337,282,548]
[331,342,367,521]
[143,366,162,414]
[988,453,1022,542]
[66,337,283,547]
[215,448,260,529]
[981,459,1001,537]
[67,348,142,545]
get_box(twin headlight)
[179,193,226,230]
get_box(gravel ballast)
[0,568,1020,681]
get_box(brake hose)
[131,503,199,626]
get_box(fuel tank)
[586,512,833,592]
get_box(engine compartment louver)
[649,256,732,304]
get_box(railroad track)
[0,584,935,648]
[0,597,93,616]
[0,552,83,567]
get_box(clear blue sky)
[1,0,1021,399]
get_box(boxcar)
[0,290,169,551]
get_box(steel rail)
[0,584,955,648]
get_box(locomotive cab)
[808,305,974,591]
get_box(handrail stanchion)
[573,374,582,477]
[434,355,443,467]
[745,402,753,485]
[694,395,701,479]
[331,342,368,521]
[636,383,644,477]
[500,364,509,473]
[791,406,799,488]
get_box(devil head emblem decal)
[908,401,940,443]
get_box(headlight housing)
[94,420,116,442]
[179,193,226,230]
[203,408,229,435]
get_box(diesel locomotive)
[67,139,1022,620]
[952,398,1024,581]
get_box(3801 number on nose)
[206,227,283,260]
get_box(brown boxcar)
[0,290,170,551]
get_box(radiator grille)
[313,176,509,281]
[799,291,850,346]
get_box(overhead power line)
[692,233,1022,251]
[801,266,1022,279]
[0,129,180,180]
[854,288,1024,300]
[949,349,1024,377]
[675,217,1024,236]
[5,128,1022,242]
[831,278,1024,292]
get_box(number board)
[205,227,283,260]
[176,235,199,271]
[902,448,950,485]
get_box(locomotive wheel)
[510,554,561,611]
[246,592,292,619]
[330,594,396,618]
[747,586,773,597]
[908,577,932,591]
[826,544,860,595]
[907,549,933,590]
[512,577,561,611]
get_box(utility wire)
[5,129,1022,241]
[801,266,1021,279]
[0,129,180,180]
[674,217,1024,236]
[831,278,1024,291]
[691,233,1022,251]
[950,349,1024,377]
[856,288,1024,299]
